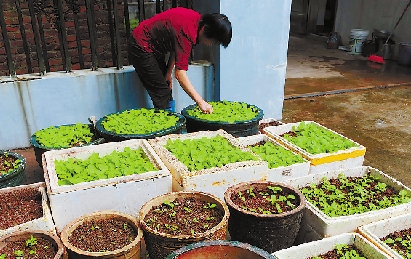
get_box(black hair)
[199,13,232,48]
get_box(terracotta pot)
[139,191,230,259]
[224,181,305,253]
[0,230,66,259]
[60,211,143,259]
[165,240,276,259]
[0,150,26,188]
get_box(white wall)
[334,0,411,58]
[193,0,292,120]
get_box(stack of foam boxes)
[260,120,411,258]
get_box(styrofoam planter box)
[263,121,366,174]
[274,233,390,259]
[283,166,411,238]
[42,139,171,233]
[0,182,55,238]
[238,134,310,182]
[358,212,411,259]
[148,130,269,200]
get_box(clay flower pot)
[0,150,26,188]
[166,240,276,259]
[139,191,230,259]
[60,211,143,259]
[0,230,66,259]
[224,181,306,253]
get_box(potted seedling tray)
[181,101,264,137]
[30,123,104,167]
[148,130,268,200]
[263,121,366,174]
[283,166,411,240]
[0,182,55,238]
[238,134,310,182]
[95,108,186,142]
[274,233,390,259]
[358,212,411,259]
[42,139,171,233]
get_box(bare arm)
[165,52,175,89]
[175,69,213,113]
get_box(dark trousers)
[128,36,172,109]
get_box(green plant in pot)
[139,191,230,259]
[95,108,186,142]
[0,230,66,259]
[181,100,264,137]
[0,151,26,188]
[30,123,104,167]
[224,181,306,253]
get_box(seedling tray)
[358,212,411,259]
[274,233,390,259]
[148,130,268,200]
[284,166,411,238]
[263,121,366,174]
[0,182,55,238]
[238,134,310,182]
[42,139,171,232]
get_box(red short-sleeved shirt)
[132,7,201,71]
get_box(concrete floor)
[12,34,411,188]
[284,35,411,187]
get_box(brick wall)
[0,0,128,76]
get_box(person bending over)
[128,7,232,113]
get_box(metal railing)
[0,0,191,77]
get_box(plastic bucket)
[398,43,411,66]
[350,29,369,54]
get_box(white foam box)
[148,130,269,200]
[358,212,411,259]
[42,139,171,233]
[283,166,411,238]
[263,121,366,174]
[237,134,310,182]
[274,233,390,259]
[0,182,55,238]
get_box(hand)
[165,73,172,89]
[198,101,213,114]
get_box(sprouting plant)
[163,200,175,209]
[26,235,37,247]
[91,225,99,231]
[14,250,24,257]
[123,223,128,230]
[184,207,192,213]
[203,203,217,209]
[0,254,6,259]
[247,186,256,197]
[267,186,282,194]
[238,191,245,202]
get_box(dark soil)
[0,187,43,230]
[309,244,365,258]
[0,154,19,175]
[143,197,224,236]
[381,228,411,258]
[258,120,282,133]
[230,184,300,214]
[0,235,58,258]
[68,218,138,252]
